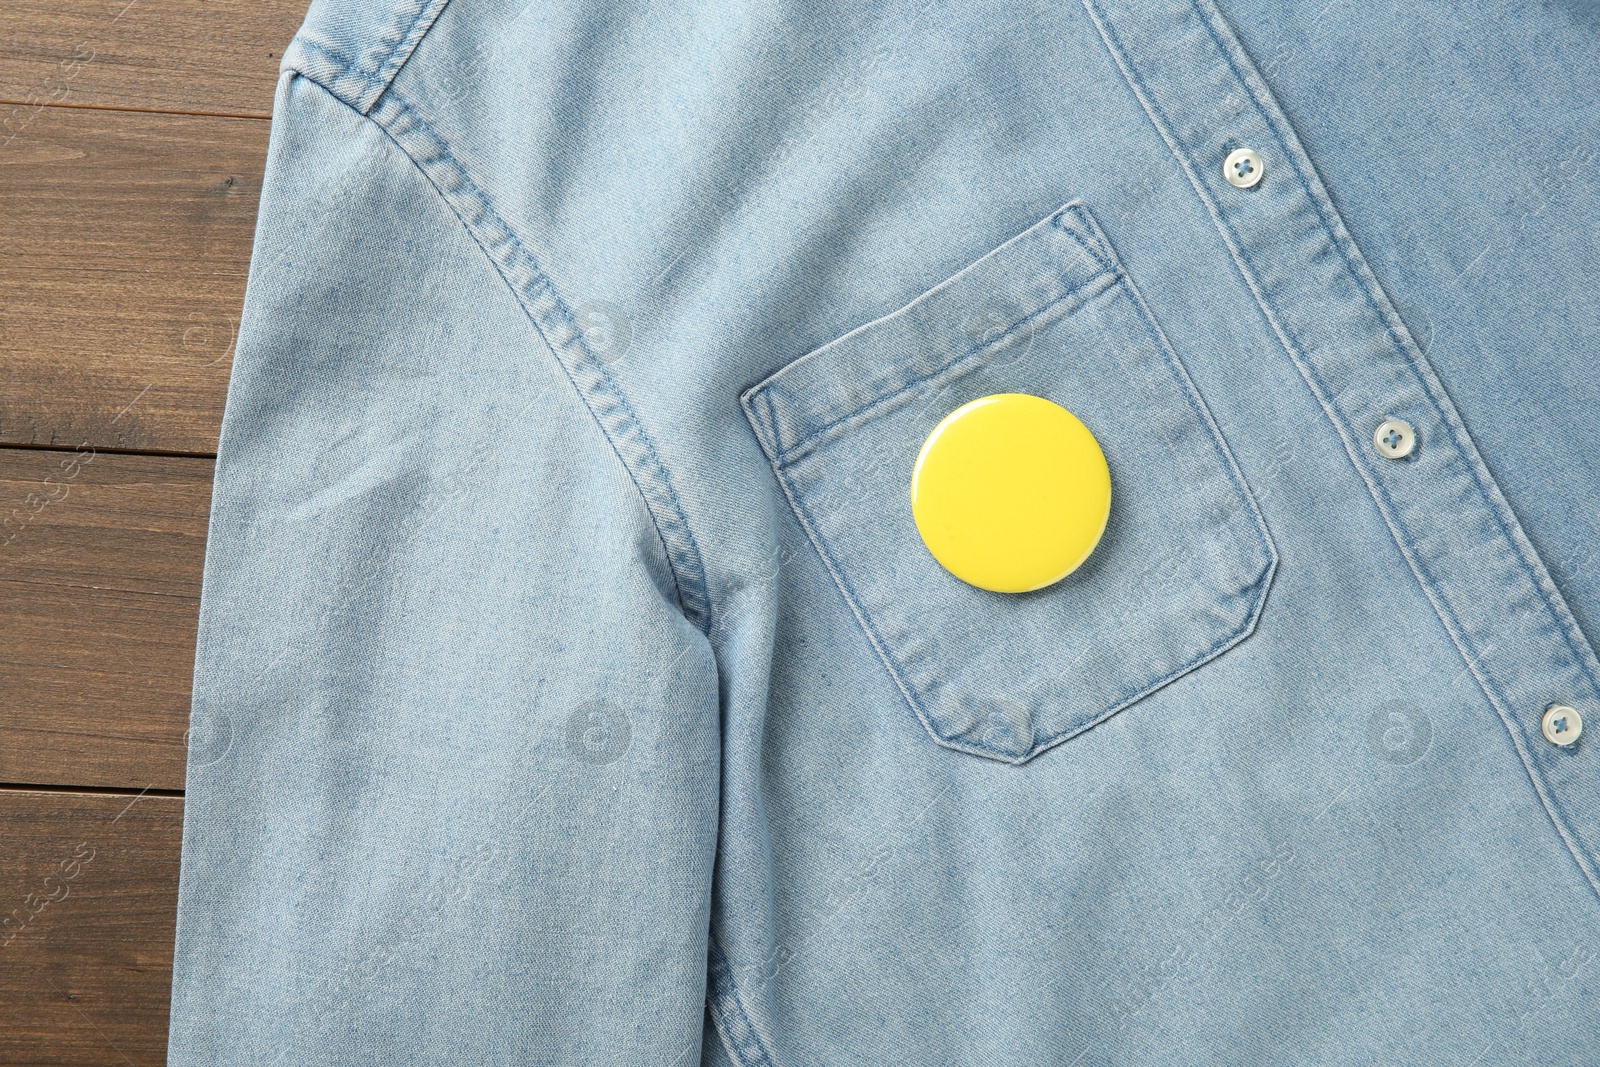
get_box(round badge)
[911,393,1111,593]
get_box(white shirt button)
[1223,147,1264,188]
[1373,417,1417,459]
[1541,703,1583,747]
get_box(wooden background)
[1,2,307,1061]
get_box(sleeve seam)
[283,70,715,636]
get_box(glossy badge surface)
[911,393,1111,593]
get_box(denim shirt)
[167,1,1600,1063]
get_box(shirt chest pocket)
[740,201,1278,764]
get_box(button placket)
[1086,0,1600,898]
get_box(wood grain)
[0,790,181,1067]
[0,0,306,118]
[0,449,211,792]
[0,1,303,1060]
[0,104,266,455]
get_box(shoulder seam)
[279,0,455,114]
[360,0,455,113]
[286,70,715,635]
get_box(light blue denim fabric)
[167,0,1600,1063]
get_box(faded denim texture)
[168,0,1600,1064]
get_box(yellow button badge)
[910,393,1111,594]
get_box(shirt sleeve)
[165,68,721,1065]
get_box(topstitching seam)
[1081,0,1600,899]
[360,0,457,114]
[1188,0,1600,701]
[279,66,714,636]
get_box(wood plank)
[0,450,210,791]
[0,105,265,455]
[0,0,305,118]
[0,790,181,1067]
